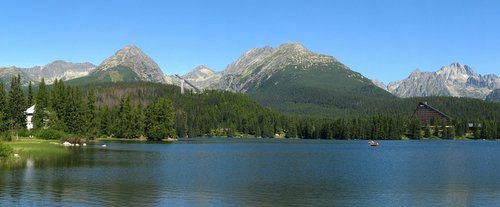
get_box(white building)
[25,105,35,130]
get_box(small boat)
[368,141,380,146]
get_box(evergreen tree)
[433,119,441,137]
[260,115,274,138]
[63,86,84,134]
[480,121,497,140]
[408,116,422,139]
[175,109,188,138]
[85,89,99,138]
[454,120,466,138]
[424,126,432,138]
[50,79,67,129]
[131,102,145,138]
[47,108,67,131]
[0,81,8,132]
[285,119,298,138]
[7,74,26,134]
[497,123,500,140]
[116,96,134,138]
[98,107,112,136]
[441,128,448,139]
[447,127,456,139]
[27,81,33,106]
[473,126,481,139]
[144,98,175,140]
[480,121,488,139]
[33,79,49,129]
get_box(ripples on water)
[2,139,500,206]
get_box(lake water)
[2,139,500,206]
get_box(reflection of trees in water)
[0,148,164,206]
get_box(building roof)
[414,102,451,120]
[25,105,35,114]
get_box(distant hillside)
[66,66,142,86]
[76,82,500,121]
[247,63,397,117]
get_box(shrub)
[34,129,68,140]
[0,131,12,141]
[18,128,30,138]
[0,141,13,158]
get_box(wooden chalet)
[414,102,451,126]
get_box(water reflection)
[0,145,165,206]
[2,140,500,206]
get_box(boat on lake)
[368,141,380,146]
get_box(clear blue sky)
[1,0,499,84]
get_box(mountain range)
[0,61,96,86]
[180,45,499,102]
[1,43,499,107]
[382,62,500,99]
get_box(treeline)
[67,82,500,140]
[0,76,175,140]
[1,78,499,140]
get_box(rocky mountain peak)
[276,42,307,53]
[43,60,66,68]
[213,42,344,92]
[436,62,476,82]
[41,60,95,70]
[223,46,276,75]
[97,45,165,83]
[245,46,275,56]
[183,65,217,80]
[182,65,221,90]
[410,68,422,76]
[192,65,215,75]
[102,45,147,67]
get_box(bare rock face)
[164,75,176,85]
[26,60,96,84]
[371,79,388,91]
[388,69,451,97]
[213,42,339,92]
[0,66,34,86]
[97,45,165,83]
[388,63,500,99]
[1,60,96,86]
[486,89,500,102]
[181,65,221,89]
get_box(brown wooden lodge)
[414,102,451,126]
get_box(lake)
[2,139,500,206]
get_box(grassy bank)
[6,139,70,159]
